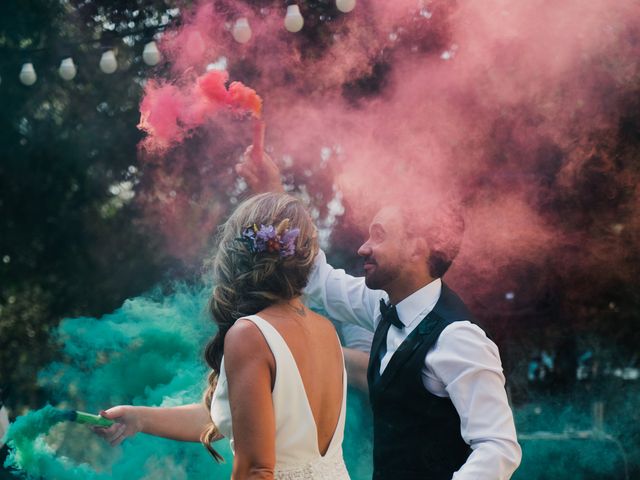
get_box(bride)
[95,192,349,479]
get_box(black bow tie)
[379,299,404,329]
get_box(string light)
[4,8,364,87]
[99,50,118,74]
[284,5,304,33]
[19,63,37,86]
[58,57,77,80]
[232,18,252,44]
[142,41,161,66]
[336,0,357,13]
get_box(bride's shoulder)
[223,319,276,394]
[224,319,271,361]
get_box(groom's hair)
[400,201,465,278]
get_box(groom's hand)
[236,146,284,194]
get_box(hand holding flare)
[91,406,143,447]
[137,68,283,192]
[236,119,284,194]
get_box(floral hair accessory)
[239,219,300,258]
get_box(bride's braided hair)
[200,192,318,460]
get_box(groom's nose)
[357,241,372,257]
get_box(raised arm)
[304,249,384,332]
[235,129,384,331]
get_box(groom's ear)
[410,237,429,259]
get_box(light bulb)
[58,57,77,80]
[99,50,118,74]
[284,5,304,33]
[142,41,161,66]
[336,0,356,13]
[232,18,252,44]
[19,63,37,86]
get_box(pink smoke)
[135,0,640,313]
[138,68,261,153]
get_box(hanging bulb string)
[0,24,169,56]
[2,0,358,58]
[0,24,170,85]
[0,2,359,84]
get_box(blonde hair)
[200,192,318,460]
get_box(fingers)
[98,422,127,446]
[91,407,131,447]
[236,149,262,190]
[252,120,265,162]
[109,424,128,447]
[91,422,125,443]
[90,425,107,439]
[236,163,260,188]
[236,139,284,194]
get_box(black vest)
[367,284,476,480]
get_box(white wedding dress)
[210,314,350,479]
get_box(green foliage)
[0,0,180,410]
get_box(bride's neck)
[266,297,307,318]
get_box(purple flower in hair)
[255,224,277,252]
[239,222,299,257]
[280,228,300,257]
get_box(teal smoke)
[5,283,635,478]
[4,284,373,479]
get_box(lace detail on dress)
[274,448,349,480]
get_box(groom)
[237,151,522,479]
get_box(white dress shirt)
[303,249,522,480]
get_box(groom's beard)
[363,258,400,291]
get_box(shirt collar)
[395,278,442,327]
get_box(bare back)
[257,302,344,456]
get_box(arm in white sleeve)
[339,323,374,353]
[303,249,384,332]
[426,322,522,480]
